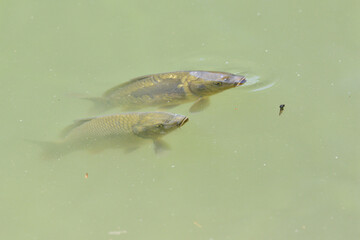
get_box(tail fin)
[83,97,113,114]
[27,140,66,160]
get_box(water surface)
[1,0,359,239]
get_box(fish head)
[188,71,246,96]
[133,112,189,139]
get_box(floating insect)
[279,104,285,116]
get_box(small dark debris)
[279,104,285,116]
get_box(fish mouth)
[235,77,247,87]
[178,117,189,127]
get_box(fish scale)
[64,114,139,141]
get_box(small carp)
[88,71,246,113]
[36,112,189,159]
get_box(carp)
[35,112,189,158]
[88,71,246,113]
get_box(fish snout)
[178,117,189,127]
[234,76,246,87]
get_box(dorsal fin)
[59,117,95,138]
[103,75,150,97]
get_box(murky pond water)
[1,0,359,239]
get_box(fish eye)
[214,82,222,86]
[156,124,164,128]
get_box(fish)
[87,71,246,113]
[34,112,189,159]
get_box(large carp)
[88,71,246,113]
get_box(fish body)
[38,112,188,158]
[89,71,246,113]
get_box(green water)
[1,0,359,239]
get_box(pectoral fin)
[189,97,210,113]
[153,139,170,154]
